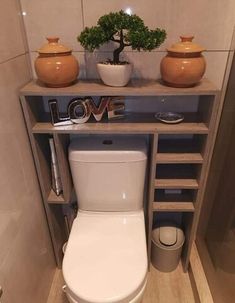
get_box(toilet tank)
[69,137,147,212]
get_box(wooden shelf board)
[155,179,199,189]
[47,190,67,204]
[32,122,209,134]
[152,201,195,212]
[20,78,219,96]
[156,153,203,163]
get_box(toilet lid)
[62,210,147,303]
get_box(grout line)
[18,0,33,79]
[81,0,85,30]
[71,50,231,54]
[80,0,87,78]
[28,49,232,54]
[0,52,29,65]
[18,0,31,54]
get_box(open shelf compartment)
[152,211,194,270]
[33,134,73,204]
[153,189,197,212]
[21,93,212,135]
[155,163,202,189]
[157,134,207,162]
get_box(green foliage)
[127,28,167,51]
[98,10,145,34]
[78,10,166,63]
[78,27,108,52]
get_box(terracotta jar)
[35,37,79,87]
[160,36,206,87]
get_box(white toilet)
[62,136,148,303]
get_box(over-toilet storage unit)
[20,79,221,272]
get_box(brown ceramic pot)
[35,37,79,87]
[160,36,206,87]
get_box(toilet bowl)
[63,137,148,303]
[63,210,147,303]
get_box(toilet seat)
[62,210,147,303]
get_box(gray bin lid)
[152,223,185,250]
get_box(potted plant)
[78,10,166,86]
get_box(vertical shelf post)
[147,133,158,269]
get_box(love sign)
[48,97,125,126]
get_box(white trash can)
[151,222,185,272]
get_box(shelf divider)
[152,201,195,212]
[155,179,199,189]
[156,153,203,164]
[147,133,158,269]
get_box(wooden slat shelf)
[32,122,209,134]
[152,201,195,212]
[20,78,219,96]
[155,179,199,189]
[156,153,203,163]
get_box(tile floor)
[47,263,195,303]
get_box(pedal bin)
[151,222,185,272]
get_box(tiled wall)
[0,1,55,302]
[20,0,235,88]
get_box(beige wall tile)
[0,54,55,303]
[0,0,27,63]
[85,51,112,79]
[82,0,235,51]
[29,51,86,79]
[20,0,83,51]
[0,206,55,303]
[125,51,165,80]
[204,51,229,89]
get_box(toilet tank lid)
[69,137,147,162]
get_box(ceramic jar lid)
[167,35,205,53]
[38,37,72,54]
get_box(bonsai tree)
[78,10,166,64]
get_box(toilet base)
[64,278,147,303]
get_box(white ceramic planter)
[97,62,132,87]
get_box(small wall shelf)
[156,153,203,163]
[20,78,221,270]
[20,78,217,96]
[155,179,199,189]
[31,121,209,134]
[152,202,195,212]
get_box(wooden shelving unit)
[20,78,221,270]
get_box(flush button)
[102,139,113,145]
